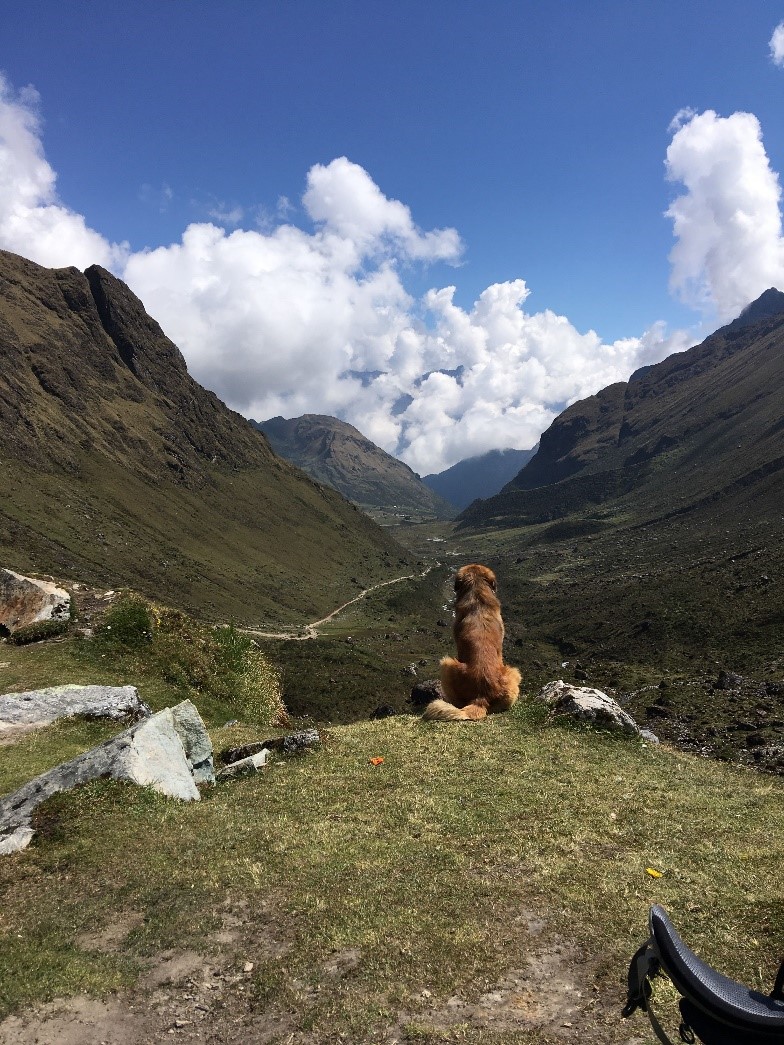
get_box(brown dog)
[423,563,521,721]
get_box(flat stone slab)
[0,569,71,634]
[0,685,149,738]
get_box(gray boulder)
[172,699,215,784]
[538,680,641,735]
[0,684,149,738]
[0,569,71,634]
[0,700,212,854]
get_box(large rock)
[0,700,212,854]
[0,684,149,738]
[0,569,71,634]
[537,680,641,735]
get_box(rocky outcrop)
[0,684,149,738]
[0,699,213,854]
[0,569,71,635]
[538,680,641,735]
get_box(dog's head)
[454,563,497,594]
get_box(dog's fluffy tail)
[421,698,488,722]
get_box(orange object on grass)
[369,756,385,766]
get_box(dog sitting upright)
[423,563,521,722]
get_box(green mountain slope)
[0,250,409,623]
[256,413,456,517]
[454,293,784,759]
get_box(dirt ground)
[0,908,653,1045]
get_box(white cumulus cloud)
[666,109,784,321]
[0,72,691,474]
[0,73,127,270]
[770,21,784,66]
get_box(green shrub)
[9,618,70,645]
[86,595,285,728]
[95,595,153,649]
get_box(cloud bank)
[6,73,783,474]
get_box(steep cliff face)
[257,414,456,517]
[462,292,784,528]
[0,250,408,622]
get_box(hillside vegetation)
[0,250,409,623]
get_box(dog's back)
[424,564,521,721]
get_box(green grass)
[1,645,783,1040]
[2,536,783,1041]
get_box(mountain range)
[0,250,408,624]
[255,414,455,517]
[422,447,537,509]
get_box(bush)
[88,595,285,728]
[95,595,153,649]
[9,618,69,645]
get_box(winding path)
[240,563,438,641]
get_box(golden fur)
[423,563,521,722]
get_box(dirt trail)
[240,563,438,641]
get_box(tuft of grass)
[82,594,286,729]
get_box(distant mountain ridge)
[461,287,784,530]
[422,447,537,509]
[255,414,456,517]
[0,249,408,623]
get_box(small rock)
[538,680,641,735]
[409,679,445,707]
[216,749,270,780]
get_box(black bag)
[623,905,784,1044]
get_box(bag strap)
[623,940,682,1044]
[771,958,784,1002]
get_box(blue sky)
[2,2,784,472]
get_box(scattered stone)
[0,684,150,738]
[639,729,660,744]
[0,569,71,634]
[715,670,743,690]
[409,679,445,707]
[275,729,320,755]
[216,749,270,780]
[0,825,35,855]
[218,729,320,766]
[537,680,641,735]
[0,700,211,854]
